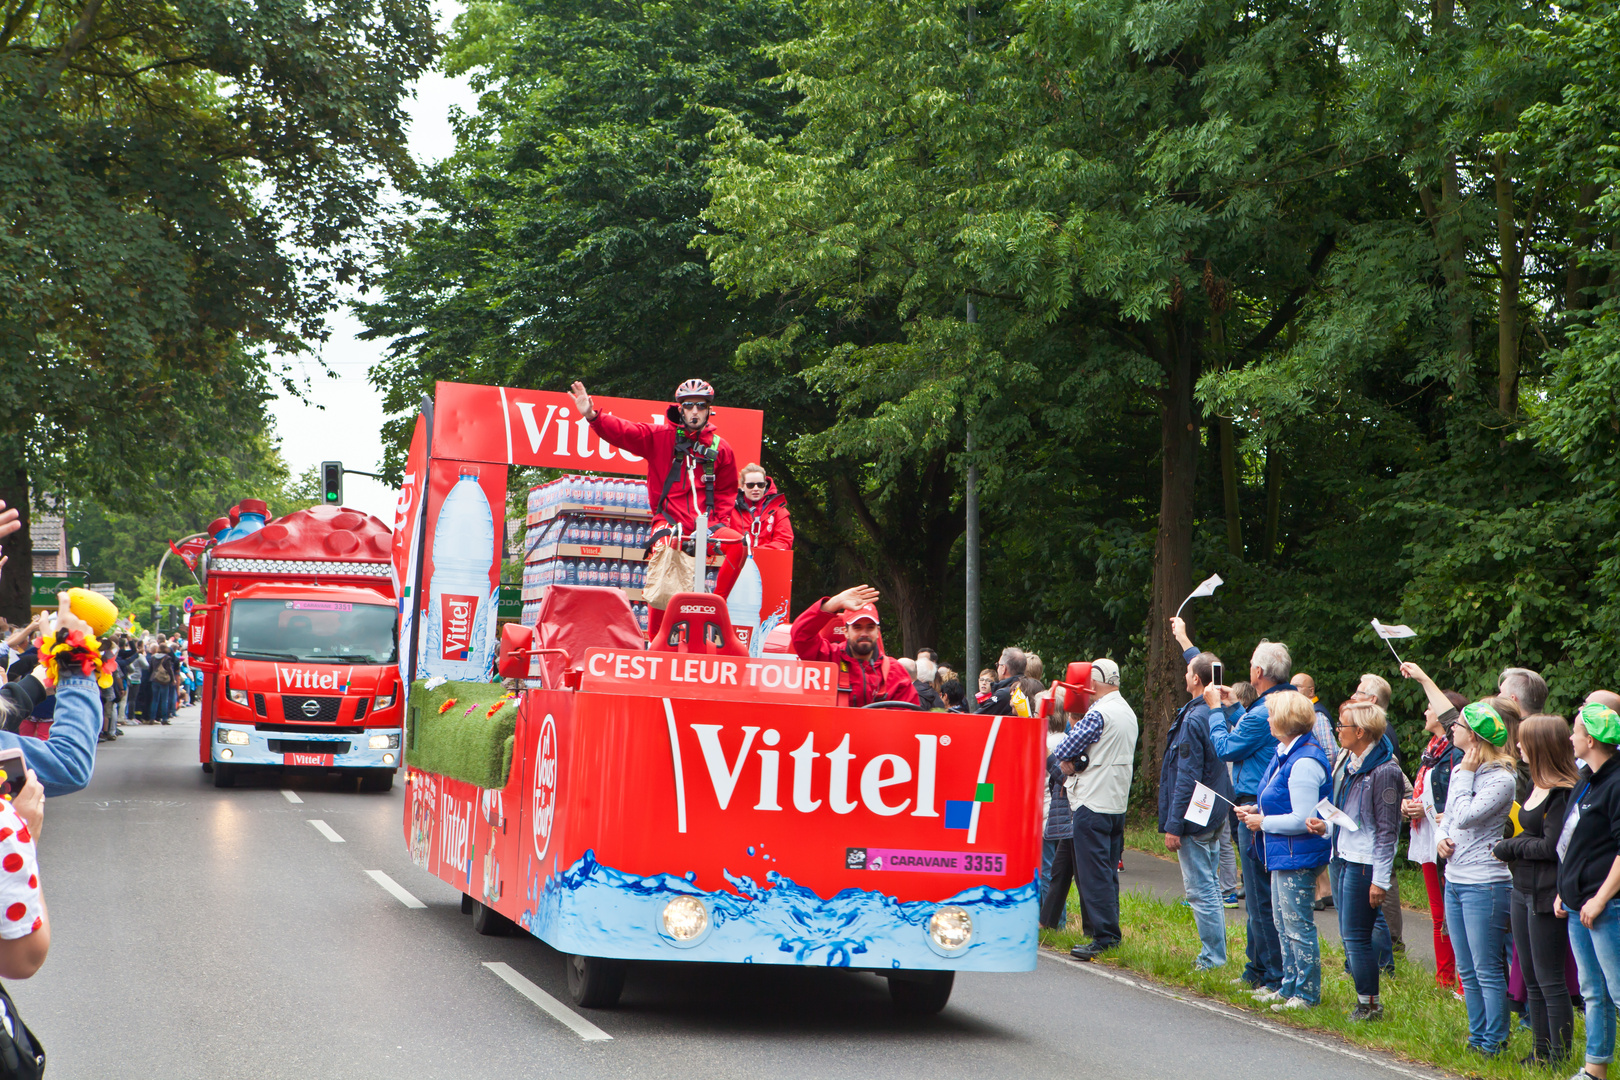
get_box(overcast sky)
[266,3,478,524]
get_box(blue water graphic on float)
[519,851,1038,971]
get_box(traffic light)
[321,461,343,506]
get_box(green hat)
[1461,701,1508,747]
[1580,702,1620,745]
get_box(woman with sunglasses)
[730,463,793,549]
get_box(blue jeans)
[1178,829,1227,969]
[1334,858,1381,997]
[1569,895,1620,1065]
[1446,878,1512,1053]
[1237,805,1283,989]
[1271,866,1322,1005]
[1040,837,1062,909]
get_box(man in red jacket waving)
[570,378,748,602]
[790,585,920,708]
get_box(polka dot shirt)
[0,803,41,939]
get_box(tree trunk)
[1141,316,1200,805]
[1219,415,1243,558]
[1263,441,1281,561]
[0,446,29,626]
[1493,148,1520,419]
[1566,183,1601,314]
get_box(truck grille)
[354,697,369,720]
[254,693,266,717]
[281,696,342,723]
[268,739,351,755]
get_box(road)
[12,706,1448,1080]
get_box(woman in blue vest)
[1237,691,1333,1011]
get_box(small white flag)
[1316,797,1360,832]
[1174,574,1226,618]
[1370,619,1416,640]
[1185,782,1220,827]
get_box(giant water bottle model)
[422,471,498,680]
[726,550,764,642]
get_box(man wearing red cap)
[789,585,920,708]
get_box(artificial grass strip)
[1041,888,1584,1079]
[405,680,516,790]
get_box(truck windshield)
[227,600,398,664]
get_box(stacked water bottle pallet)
[523,475,665,634]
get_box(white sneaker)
[1271,996,1309,1011]
[1250,988,1283,1002]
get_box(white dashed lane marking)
[308,820,344,842]
[282,790,303,804]
[366,870,425,909]
[483,962,613,1042]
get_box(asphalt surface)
[12,706,1451,1079]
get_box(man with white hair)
[1051,657,1139,960]
[913,655,945,710]
[1203,638,1297,996]
[1498,666,1548,715]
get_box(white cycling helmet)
[674,378,715,403]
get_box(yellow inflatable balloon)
[67,588,118,636]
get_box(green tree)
[1,0,437,620]
[360,0,806,468]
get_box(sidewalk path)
[1120,849,1438,971]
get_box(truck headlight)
[374,693,396,710]
[928,906,972,952]
[662,896,708,942]
[227,687,248,706]
[217,728,250,745]
[368,733,400,750]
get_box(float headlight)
[928,906,973,952]
[661,896,708,942]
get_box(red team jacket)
[730,481,794,549]
[589,407,738,532]
[789,600,920,708]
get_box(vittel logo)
[687,724,941,819]
[512,401,647,463]
[277,666,351,691]
[440,789,473,873]
[440,592,477,660]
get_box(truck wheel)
[887,971,953,1015]
[212,764,237,788]
[201,762,214,774]
[566,954,627,1009]
[460,893,475,915]
[360,770,394,793]
[471,899,512,937]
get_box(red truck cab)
[188,505,404,790]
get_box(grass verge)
[1041,889,1580,1079]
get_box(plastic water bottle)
[727,554,763,636]
[422,472,498,680]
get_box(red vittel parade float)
[397,382,1043,1014]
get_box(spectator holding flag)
[1406,667,1518,1058]
[1158,648,1233,971]
[1312,698,1404,1021]
[1235,690,1332,1012]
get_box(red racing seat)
[525,585,645,686]
[649,593,749,656]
